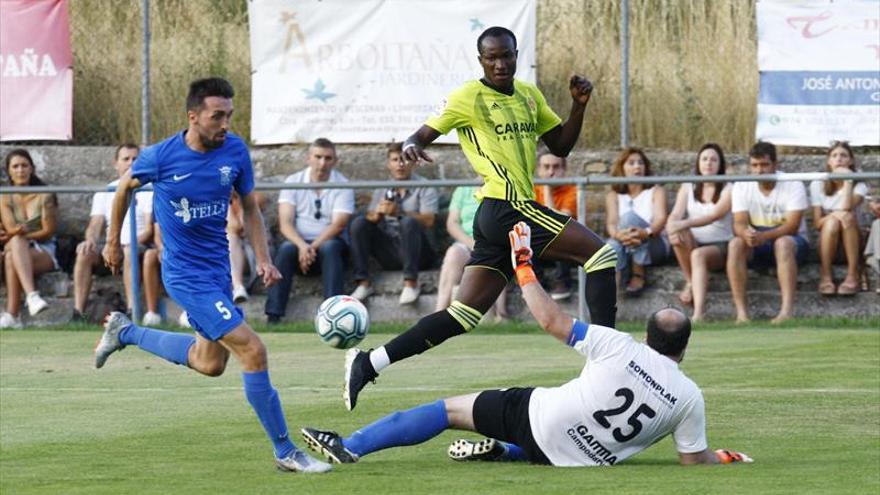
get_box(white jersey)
[528,324,707,467]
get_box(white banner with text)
[248,0,536,145]
[756,0,880,146]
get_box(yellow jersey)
[425,79,561,201]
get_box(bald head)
[645,308,691,358]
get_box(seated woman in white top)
[605,148,670,296]
[809,141,867,296]
[666,144,733,321]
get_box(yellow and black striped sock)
[383,302,483,363]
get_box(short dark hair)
[645,309,691,357]
[749,141,777,163]
[114,143,139,160]
[477,26,517,54]
[387,142,403,156]
[310,137,336,153]
[186,77,235,111]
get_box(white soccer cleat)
[95,312,131,369]
[26,292,48,316]
[274,448,332,473]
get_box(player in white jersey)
[300,222,752,467]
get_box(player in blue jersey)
[95,77,331,474]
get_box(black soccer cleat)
[301,427,359,464]
[448,438,510,462]
[343,348,378,411]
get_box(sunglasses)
[314,198,322,220]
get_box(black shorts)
[469,198,572,281]
[473,388,551,465]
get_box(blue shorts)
[749,233,809,268]
[165,281,244,341]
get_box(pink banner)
[0,0,73,141]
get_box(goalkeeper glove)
[715,449,753,464]
[508,221,537,287]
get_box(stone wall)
[2,144,877,239]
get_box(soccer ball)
[314,295,370,349]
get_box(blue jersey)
[132,131,254,290]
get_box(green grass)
[2,321,879,495]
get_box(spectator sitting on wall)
[349,142,438,306]
[727,141,809,324]
[0,149,59,329]
[265,137,354,323]
[809,141,867,296]
[604,148,670,297]
[72,143,154,323]
[665,144,733,322]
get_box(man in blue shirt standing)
[96,77,330,474]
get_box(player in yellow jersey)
[343,26,618,411]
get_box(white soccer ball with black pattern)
[314,295,370,349]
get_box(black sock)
[384,310,467,363]
[585,268,617,327]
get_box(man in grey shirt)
[349,143,438,305]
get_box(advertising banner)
[756,0,880,146]
[0,0,73,141]
[248,0,536,144]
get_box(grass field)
[1,320,878,495]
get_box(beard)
[200,131,226,150]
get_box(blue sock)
[119,324,195,366]
[343,400,449,457]
[499,441,527,461]
[242,370,295,459]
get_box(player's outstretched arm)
[540,75,593,158]
[509,222,574,343]
[240,191,282,288]
[102,170,140,275]
[679,449,753,466]
[402,125,442,164]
